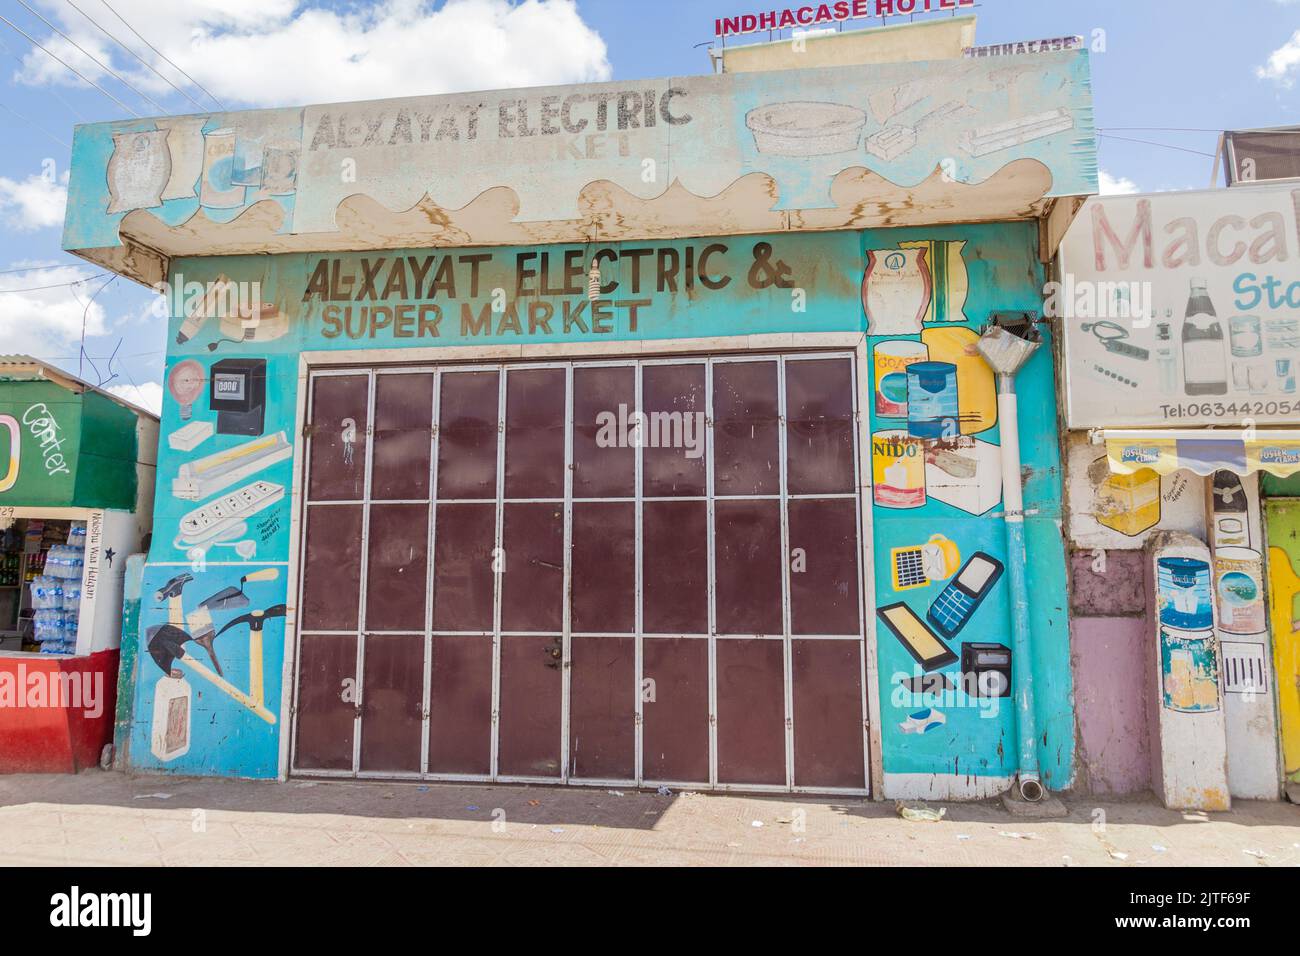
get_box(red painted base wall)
[0,650,119,773]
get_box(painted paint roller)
[176,274,234,344]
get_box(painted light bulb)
[167,359,206,421]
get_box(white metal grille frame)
[289,352,871,795]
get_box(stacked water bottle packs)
[33,523,86,654]
[31,576,71,651]
[45,544,86,581]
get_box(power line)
[63,0,209,113]
[0,98,69,148]
[97,0,225,111]
[74,273,116,379]
[0,275,108,293]
[87,334,122,388]
[1097,132,1216,159]
[0,12,140,116]
[1098,126,1224,134]
[23,349,165,361]
[14,0,167,113]
[0,262,84,276]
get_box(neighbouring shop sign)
[963,37,1082,58]
[0,381,80,506]
[715,0,974,37]
[1059,184,1300,429]
[1223,128,1300,187]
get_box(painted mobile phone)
[877,603,958,672]
[926,552,1005,639]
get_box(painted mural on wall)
[1154,554,1220,713]
[1059,184,1300,429]
[1064,432,1209,551]
[863,221,1073,793]
[131,564,285,775]
[65,51,1096,255]
[130,231,869,777]
[128,224,1072,788]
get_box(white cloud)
[0,266,109,356]
[1257,28,1300,87]
[0,171,69,230]
[108,381,163,414]
[1098,169,1140,195]
[15,0,610,108]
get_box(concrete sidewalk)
[0,771,1296,866]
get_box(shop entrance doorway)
[290,353,870,793]
[0,517,88,655]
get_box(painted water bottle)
[1181,278,1227,396]
[150,671,192,762]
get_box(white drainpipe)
[977,319,1045,803]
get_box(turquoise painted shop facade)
[862,223,1071,792]
[55,35,1096,791]
[122,223,1074,789]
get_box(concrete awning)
[63,49,1097,286]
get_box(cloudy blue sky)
[1,0,1298,411]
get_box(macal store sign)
[715,0,974,37]
[1059,185,1300,429]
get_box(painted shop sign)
[142,235,831,362]
[65,50,1094,251]
[0,382,80,506]
[19,403,74,477]
[0,381,142,510]
[715,0,974,37]
[1059,184,1300,429]
[302,241,794,343]
[307,88,692,151]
